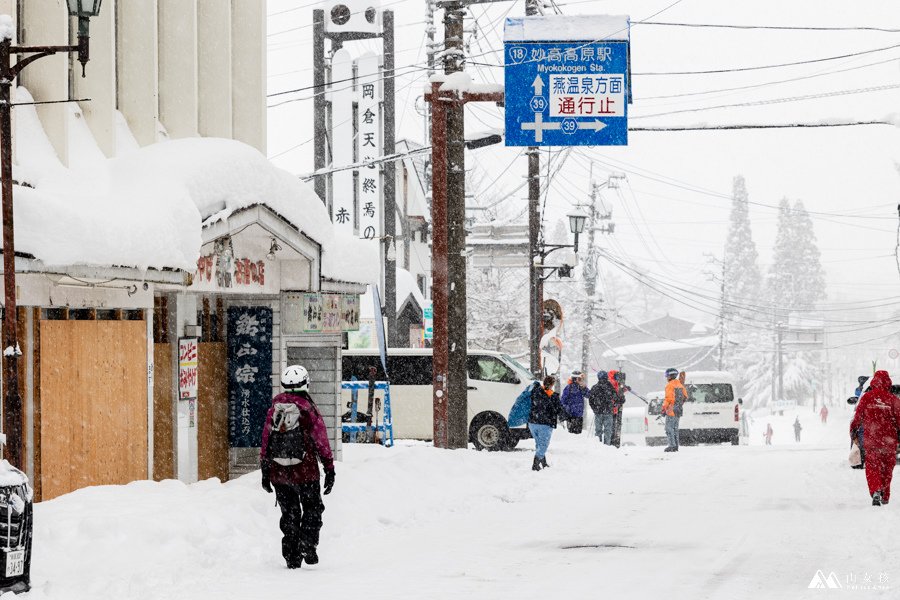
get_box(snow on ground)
[14,405,896,600]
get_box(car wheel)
[470,414,510,452]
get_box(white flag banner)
[356,52,382,239]
[330,48,354,231]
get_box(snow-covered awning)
[504,15,630,42]
[601,335,718,358]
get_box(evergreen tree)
[723,176,762,313]
[790,200,827,309]
[767,198,797,310]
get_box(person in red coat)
[849,370,899,506]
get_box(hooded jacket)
[260,390,335,485]
[561,379,588,418]
[589,372,617,415]
[850,370,900,452]
[529,384,564,427]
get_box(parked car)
[341,348,534,451]
[646,371,740,446]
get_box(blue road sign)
[504,41,628,146]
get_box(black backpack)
[266,403,306,466]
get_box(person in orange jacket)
[662,367,688,452]
[849,370,900,506]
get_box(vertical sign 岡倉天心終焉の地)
[228,307,273,448]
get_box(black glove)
[261,469,272,494]
[323,470,335,495]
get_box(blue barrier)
[341,381,394,447]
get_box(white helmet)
[281,365,309,391]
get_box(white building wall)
[19,0,69,165]
[230,0,266,153]
[158,0,199,139]
[197,0,233,139]
[74,0,116,157]
[116,0,159,147]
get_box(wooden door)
[198,342,228,481]
[39,320,148,500]
[152,343,175,481]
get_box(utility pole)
[313,9,327,206]
[526,0,542,376]
[383,10,398,347]
[579,174,619,374]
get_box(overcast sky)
[265,0,900,325]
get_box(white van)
[341,349,534,451]
[645,371,740,446]
[620,406,647,446]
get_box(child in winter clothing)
[260,365,336,569]
[528,376,564,471]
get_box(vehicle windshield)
[688,383,734,403]
[502,354,533,380]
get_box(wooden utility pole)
[383,10,399,347]
[526,0,542,376]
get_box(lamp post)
[530,210,587,375]
[0,0,102,470]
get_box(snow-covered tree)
[789,200,827,309]
[467,265,529,355]
[723,176,762,315]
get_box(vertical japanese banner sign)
[331,48,354,231]
[178,338,199,401]
[356,52,382,239]
[227,307,273,448]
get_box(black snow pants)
[274,482,325,564]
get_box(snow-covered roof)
[13,87,376,285]
[601,335,718,358]
[504,15,630,42]
[360,268,426,319]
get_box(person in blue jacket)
[529,375,564,471]
[560,370,588,434]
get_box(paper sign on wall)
[341,295,360,331]
[179,338,199,401]
[323,294,342,333]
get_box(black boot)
[532,457,542,471]
[873,491,883,506]
[302,547,319,565]
[540,457,549,468]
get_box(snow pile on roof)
[12,87,377,283]
[504,15,630,42]
[360,268,426,319]
[601,335,719,358]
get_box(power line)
[641,21,900,34]
[635,42,900,75]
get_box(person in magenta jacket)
[260,365,336,568]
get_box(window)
[688,384,734,404]
[467,356,519,384]
[341,354,432,385]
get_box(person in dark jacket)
[589,371,616,444]
[561,370,587,434]
[260,365,336,568]
[849,370,900,506]
[528,375,564,471]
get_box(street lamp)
[66,0,104,75]
[0,4,103,472]
[567,207,587,253]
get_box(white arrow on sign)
[521,113,560,143]
[531,75,544,95]
[579,120,608,132]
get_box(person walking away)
[764,423,773,445]
[820,405,829,424]
[849,370,900,506]
[529,375,564,471]
[662,368,687,452]
[609,370,628,448]
[589,371,617,445]
[260,365,336,569]
[793,416,802,442]
[561,371,587,434]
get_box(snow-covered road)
[18,407,897,600]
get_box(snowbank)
[504,14,631,42]
[12,88,376,283]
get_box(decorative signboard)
[504,15,630,147]
[178,337,199,401]
[227,307,273,448]
[341,295,360,331]
[322,294,342,333]
[302,292,325,333]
